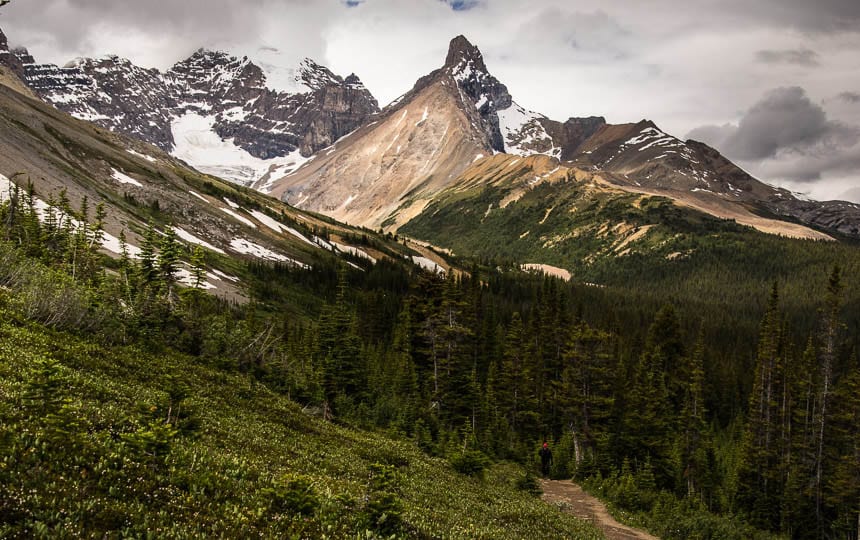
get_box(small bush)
[450,449,490,477]
[264,475,319,517]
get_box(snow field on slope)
[229,237,309,268]
[170,113,309,187]
[1,173,142,258]
[497,103,558,157]
[111,168,143,187]
[173,226,226,254]
[220,208,257,228]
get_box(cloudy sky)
[2,0,859,202]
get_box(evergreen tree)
[737,283,788,530]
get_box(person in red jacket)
[539,441,552,477]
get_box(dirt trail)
[540,479,658,540]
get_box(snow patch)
[126,149,157,163]
[331,241,376,264]
[111,168,143,188]
[173,226,226,254]
[220,207,257,228]
[411,256,445,274]
[174,267,217,290]
[188,190,210,203]
[229,237,309,267]
[415,107,429,127]
[497,102,559,158]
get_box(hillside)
[0,73,443,306]
[0,290,600,538]
[1,24,860,540]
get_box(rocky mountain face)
[267,35,517,229]
[0,77,426,300]
[561,121,860,237]
[267,35,860,238]
[1,28,378,185]
[5,27,858,239]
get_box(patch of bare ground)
[541,479,659,540]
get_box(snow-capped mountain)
[4,28,858,238]
[268,36,858,237]
[2,29,378,186]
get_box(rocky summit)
[3,28,378,185]
[5,27,859,238]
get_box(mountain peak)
[444,35,486,71]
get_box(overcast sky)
[2,0,859,202]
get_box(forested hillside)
[2,172,859,538]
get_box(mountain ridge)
[4,29,859,239]
[0,28,379,186]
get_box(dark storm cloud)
[838,91,860,103]
[687,87,860,182]
[725,0,860,32]
[755,48,819,67]
[688,87,853,160]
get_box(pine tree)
[809,266,844,534]
[824,364,860,539]
[738,283,786,530]
[189,245,206,290]
[559,322,614,468]
[677,324,710,499]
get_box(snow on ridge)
[173,226,226,254]
[411,256,445,274]
[497,102,558,158]
[111,168,143,187]
[188,190,210,203]
[126,149,157,162]
[223,197,240,209]
[331,241,376,264]
[220,207,257,228]
[229,237,309,268]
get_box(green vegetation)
[2,169,860,538]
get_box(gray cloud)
[755,48,819,66]
[840,186,860,202]
[720,0,860,32]
[688,87,860,184]
[510,8,632,64]
[838,91,860,103]
[1,0,268,59]
[687,87,858,162]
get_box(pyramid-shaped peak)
[0,27,12,54]
[445,35,486,70]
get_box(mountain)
[7,28,860,241]
[264,35,860,239]
[2,28,379,186]
[0,62,443,303]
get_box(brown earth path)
[540,479,659,540]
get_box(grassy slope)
[0,307,600,539]
[401,179,860,336]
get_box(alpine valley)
[1,22,860,540]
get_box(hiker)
[539,441,552,477]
